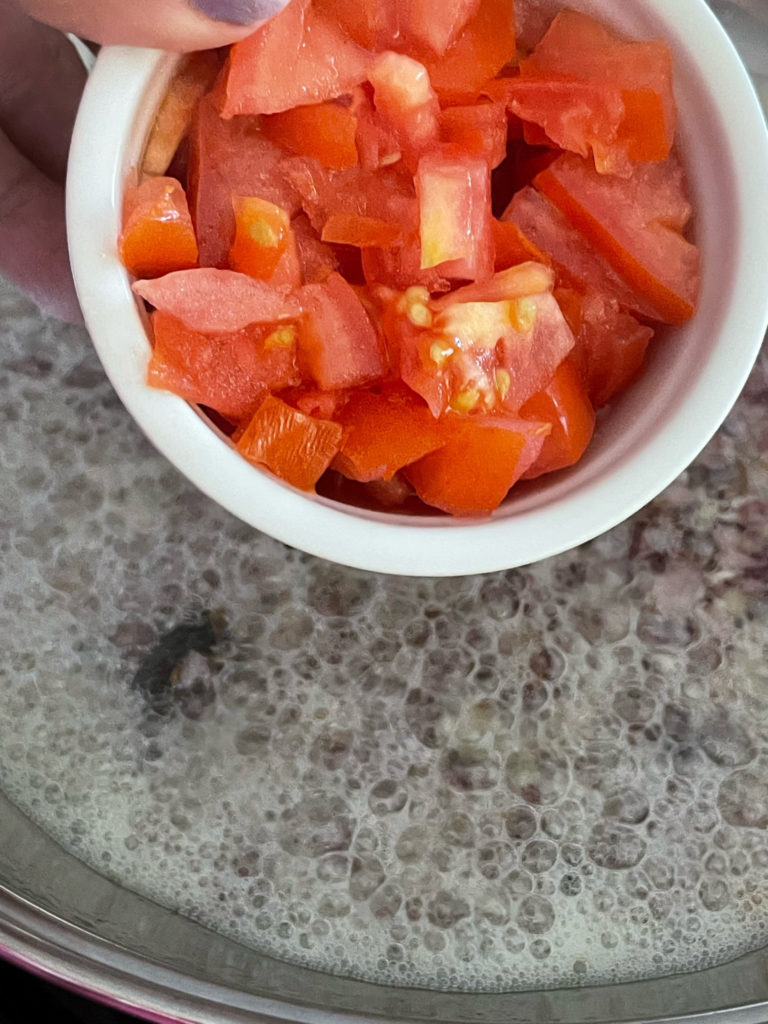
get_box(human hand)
[0,0,288,323]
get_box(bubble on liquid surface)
[3,282,768,992]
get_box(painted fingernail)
[187,0,288,26]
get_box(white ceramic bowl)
[67,0,768,577]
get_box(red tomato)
[147,312,301,422]
[423,0,517,101]
[321,212,402,249]
[534,152,699,324]
[312,0,399,51]
[350,86,402,170]
[260,101,359,170]
[187,94,301,268]
[417,151,493,282]
[404,0,482,57]
[120,177,198,279]
[229,197,293,281]
[332,381,446,481]
[133,269,300,334]
[503,185,659,320]
[520,358,595,476]
[368,51,441,170]
[439,101,508,168]
[236,395,342,491]
[298,272,387,389]
[557,288,655,408]
[291,213,339,284]
[222,0,372,117]
[404,414,549,516]
[520,10,676,166]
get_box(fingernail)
[188,0,288,26]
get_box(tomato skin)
[332,381,446,481]
[534,152,699,324]
[236,395,342,491]
[520,358,595,477]
[222,0,372,117]
[417,151,494,282]
[404,414,548,516]
[260,101,359,170]
[120,177,198,279]
[321,212,402,249]
[147,312,301,422]
[298,272,387,389]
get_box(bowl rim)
[66,0,768,577]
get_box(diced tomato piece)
[236,395,342,491]
[350,86,402,170]
[423,0,517,101]
[520,358,595,476]
[120,176,198,279]
[499,78,625,175]
[332,382,446,481]
[281,386,352,420]
[147,312,301,421]
[404,414,548,516]
[260,101,359,170]
[267,231,303,289]
[521,11,676,166]
[133,269,300,334]
[321,212,402,249]
[503,186,658,320]
[417,151,493,281]
[292,213,339,284]
[431,261,554,308]
[534,152,699,324]
[558,288,655,408]
[187,94,301,267]
[222,0,372,117]
[439,102,508,168]
[404,0,482,57]
[368,52,440,170]
[312,0,399,51]
[229,197,292,281]
[492,218,547,270]
[298,272,386,388]
[361,235,452,294]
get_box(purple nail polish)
[188,0,288,27]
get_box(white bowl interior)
[66,0,768,576]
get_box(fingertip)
[186,0,291,29]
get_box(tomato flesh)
[120,177,198,279]
[260,101,359,170]
[520,358,595,476]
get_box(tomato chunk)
[147,312,300,422]
[120,177,198,279]
[298,272,386,389]
[520,10,676,166]
[321,212,402,249]
[417,151,493,281]
[332,382,446,482]
[368,51,440,170]
[534,152,699,324]
[423,0,517,100]
[236,395,342,491]
[229,197,292,281]
[439,102,508,169]
[134,269,300,334]
[260,101,359,170]
[405,414,548,516]
[520,358,595,476]
[404,0,482,57]
[222,0,372,117]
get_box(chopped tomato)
[120,177,198,279]
[236,395,342,491]
[404,414,548,516]
[404,0,482,57]
[492,217,546,270]
[520,358,595,476]
[260,101,359,170]
[148,312,301,422]
[439,102,508,169]
[312,0,399,52]
[229,197,293,281]
[351,86,402,170]
[368,51,441,170]
[292,213,339,284]
[423,0,517,100]
[187,94,301,267]
[417,151,493,281]
[222,0,372,117]
[520,10,676,166]
[321,212,402,249]
[534,152,699,324]
[558,288,655,408]
[503,185,659,320]
[298,272,386,389]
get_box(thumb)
[4,0,289,50]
